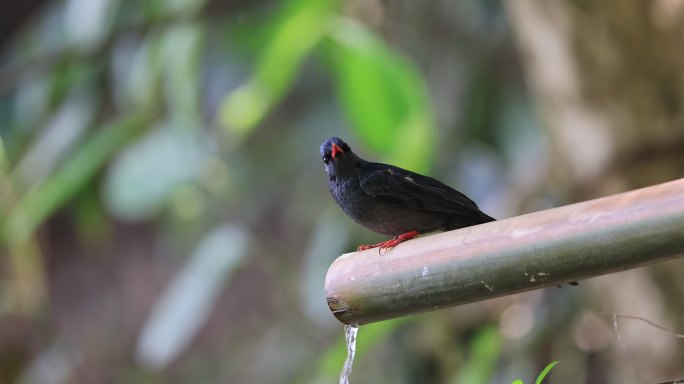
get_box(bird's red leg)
[357,230,419,252]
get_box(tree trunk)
[506,0,684,199]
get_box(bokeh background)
[1,0,684,383]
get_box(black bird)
[321,137,495,251]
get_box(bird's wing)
[358,164,484,217]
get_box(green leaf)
[161,22,205,126]
[65,0,116,51]
[137,224,249,370]
[126,31,164,110]
[0,134,8,174]
[103,123,211,221]
[220,0,339,135]
[2,112,153,245]
[144,0,206,19]
[326,19,436,173]
[534,361,558,384]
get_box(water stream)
[339,323,359,384]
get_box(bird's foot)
[357,230,419,253]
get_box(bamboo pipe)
[325,179,684,325]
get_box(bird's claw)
[357,230,419,253]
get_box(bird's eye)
[323,156,331,164]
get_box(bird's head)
[320,137,361,181]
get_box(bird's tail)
[479,211,496,223]
[445,210,495,231]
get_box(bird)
[320,137,495,252]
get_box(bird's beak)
[331,143,344,159]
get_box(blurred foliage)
[219,0,435,171]
[220,0,338,135]
[324,19,435,172]
[511,361,558,384]
[451,327,502,384]
[4,112,153,244]
[312,318,410,383]
[0,0,682,383]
